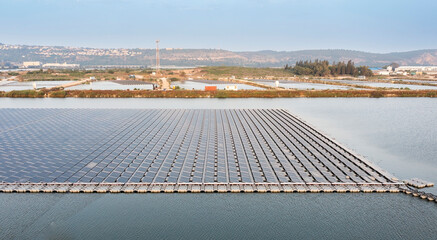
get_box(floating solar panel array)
[0,109,403,193]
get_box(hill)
[1,43,436,67]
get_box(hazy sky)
[1,0,436,52]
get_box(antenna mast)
[155,40,160,75]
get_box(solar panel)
[0,108,398,193]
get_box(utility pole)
[155,40,160,75]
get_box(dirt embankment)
[1,89,436,98]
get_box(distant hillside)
[1,43,436,67]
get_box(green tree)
[285,59,369,77]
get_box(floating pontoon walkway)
[0,108,405,193]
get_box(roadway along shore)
[231,78,279,90]
[49,78,93,89]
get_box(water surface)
[66,81,153,90]
[1,98,436,239]
[171,80,262,90]
[0,81,75,92]
[322,79,437,89]
[252,79,355,90]
[1,193,436,239]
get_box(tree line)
[285,60,373,77]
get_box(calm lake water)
[0,80,154,91]
[0,81,75,92]
[392,79,437,84]
[251,79,355,90]
[1,98,436,239]
[66,81,153,90]
[171,80,263,90]
[322,79,437,90]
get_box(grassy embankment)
[7,69,161,82]
[1,89,436,98]
[199,66,296,79]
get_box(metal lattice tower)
[155,40,160,75]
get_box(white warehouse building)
[42,62,80,69]
[395,66,437,72]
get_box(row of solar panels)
[0,109,394,185]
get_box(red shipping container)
[205,86,217,91]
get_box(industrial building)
[42,62,80,69]
[395,66,437,72]
[374,66,437,76]
[22,61,41,68]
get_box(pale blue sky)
[1,0,436,52]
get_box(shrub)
[426,92,437,97]
[369,91,384,98]
[49,90,67,98]
[5,90,45,98]
[215,91,229,98]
